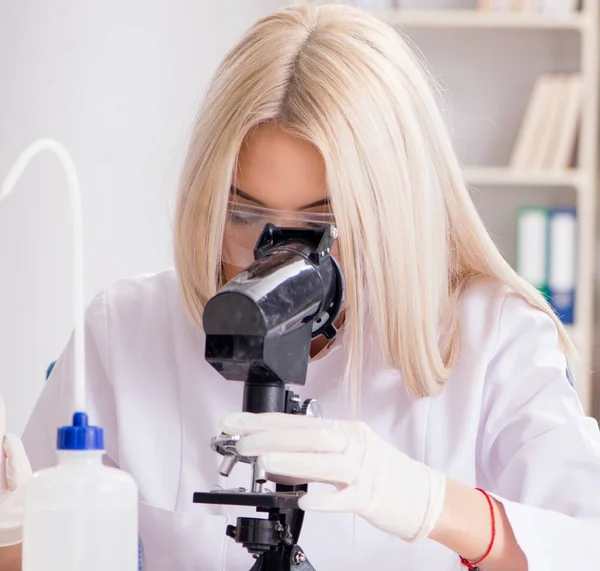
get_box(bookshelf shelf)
[463,167,583,188]
[379,9,587,30]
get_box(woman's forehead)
[235,124,327,211]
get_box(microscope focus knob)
[299,399,322,418]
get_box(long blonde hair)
[174,3,576,411]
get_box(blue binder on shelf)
[548,207,577,325]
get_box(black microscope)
[193,223,344,571]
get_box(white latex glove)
[0,396,32,547]
[220,412,447,542]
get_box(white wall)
[0,0,286,435]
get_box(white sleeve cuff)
[492,493,600,570]
[0,523,22,548]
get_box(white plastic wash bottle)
[22,412,139,571]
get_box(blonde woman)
[1,3,599,570]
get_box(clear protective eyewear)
[222,201,338,268]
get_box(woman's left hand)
[220,412,447,542]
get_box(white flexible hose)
[0,139,86,413]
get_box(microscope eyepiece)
[203,224,344,392]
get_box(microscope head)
[202,223,344,413]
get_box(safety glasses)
[222,201,337,268]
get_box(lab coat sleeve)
[21,288,119,470]
[477,292,600,569]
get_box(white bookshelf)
[379,9,588,29]
[389,2,599,416]
[463,167,583,189]
[301,1,600,416]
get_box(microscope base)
[249,545,315,571]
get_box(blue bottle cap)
[57,412,104,450]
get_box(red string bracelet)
[459,488,496,571]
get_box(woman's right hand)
[0,395,32,548]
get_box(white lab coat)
[22,268,600,570]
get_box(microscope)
[193,223,344,571]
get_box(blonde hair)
[174,3,576,411]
